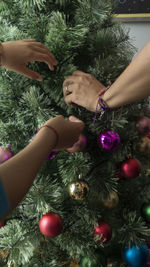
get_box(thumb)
[69,116,82,123]
[19,65,43,81]
[69,116,85,130]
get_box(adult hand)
[0,40,58,81]
[63,70,106,112]
[46,115,85,150]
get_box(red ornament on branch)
[118,158,142,179]
[94,221,112,243]
[39,212,63,237]
[0,221,5,228]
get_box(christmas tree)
[0,0,150,266]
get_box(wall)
[124,22,150,55]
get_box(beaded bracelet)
[93,87,113,122]
[98,89,113,112]
[37,125,59,148]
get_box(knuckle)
[78,76,83,82]
[43,55,49,61]
[72,70,77,75]
[86,73,92,79]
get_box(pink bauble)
[136,116,150,135]
[94,221,112,243]
[0,146,13,164]
[67,134,87,153]
[39,212,63,237]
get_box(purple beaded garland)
[98,130,120,151]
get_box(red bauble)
[66,134,87,153]
[146,134,150,139]
[136,116,150,135]
[94,221,112,243]
[39,212,63,237]
[0,146,13,164]
[118,158,142,179]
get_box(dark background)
[115,0,150,14]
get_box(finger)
[65,94,74,107]
[23,39,36,42]
[17,65,42,81]
[30,46,57,66]
[69,116,81,123]
[72,70,88,76]
[69,116,85,130]
[31,53,56,71]
[63,84,73,97]
[33,42,58,65]
[63,76,80,88]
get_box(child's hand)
[45,115,85,150]
[0,40,58,81]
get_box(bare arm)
[63,42,150,111]
[0,116,84,219]
[103,41,150,108]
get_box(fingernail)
[69,116,80,122]
[49,65,54,71]
[54,60,58,65]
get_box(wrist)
[34,126,57,151]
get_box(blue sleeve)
[0,178,10,217]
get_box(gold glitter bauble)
[139,136,150,154]
[68,180,89,200]
[100,190,119,209]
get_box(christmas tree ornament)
[68,180,89,200]
[69,259,78,267]
[100,190,119,209]
[141,203,150,223]
[0,145,13,164]
[136,116,150,135]
[0,220,5,228]
[94,221,112,243]
[139,137,150,154]
[39,212,63,237]
[107,258,119,267]
[46,151,57,160]
[122,243,149,267]
[79,251,107,267]
[146,134,150,139]
[98,130,120,151]
[117,158,142,179]
[66,134,87,153]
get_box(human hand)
[46,115,85,150]
[1,40,58,81]
[63,70,106,112]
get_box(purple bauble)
[46,151,57,161]
[98,130,120,151]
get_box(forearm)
[0,128,56,218]
[102,42,150,108]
